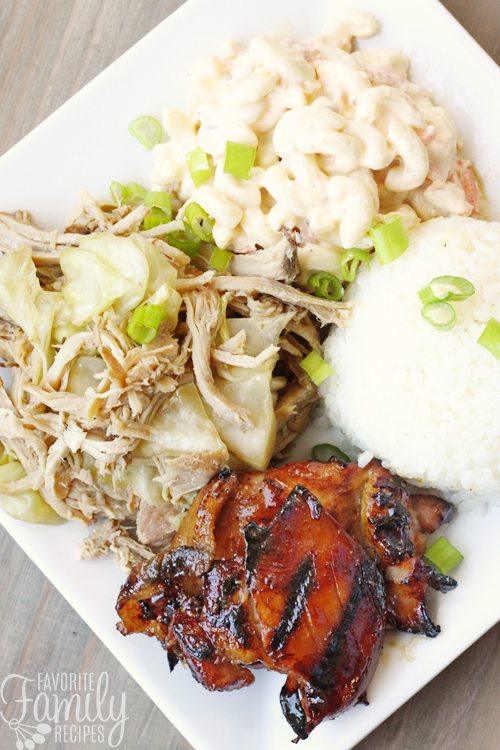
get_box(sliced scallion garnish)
[209,247,232,273]
[166,225,201,258]
[110,181,126,205]
[418,285,438,305]
[186,146,214,188]
[418,275,475,304]
[424,536,464,575]
[126,182,148,204]
[421,301,456,331]
[311,443,351,463]
[300,351,334,386]
[477,317,500,359]
[308,272,344,301]
[142,191,173,230]
[369,216,409,265]
[128,115,163,149]
[339,248,371,282]
[142,207,171,231]
[109,181,147,206]
[144,190,172,218]
[185,203,214,242]
[127,304,168,345]
[223,141,257,180]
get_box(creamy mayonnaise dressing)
[151,10,474,253]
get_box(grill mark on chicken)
[243,523,270,580]
[204,561,253,648]
[311,558,376,689]
[270,553,317,653]
[313,584,363,688]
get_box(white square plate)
[0,1,499,749]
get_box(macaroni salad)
[151,9,479,260]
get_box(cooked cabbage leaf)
[60,233,150,324]
[0,247,60,381]
[210,367,276,470]
[67,355,105,395]
[143,241,178,297]
[127,463,164,507]
[226,312,294,354]
[83,457,164,507]
[209,313,293,470]
[0,460,64,524]
[136,382,227,458]
[60,232,182,332]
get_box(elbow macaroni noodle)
[151,11,478,254]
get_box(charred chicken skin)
[116,459,455,739]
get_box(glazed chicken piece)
[116,459,455,739]
[117,480,386,739]
[175,459,456,636]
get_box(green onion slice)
[185,202,214,242]
[186,146,214,188]
[311,443,351,463]
[477,317,500,359]
[128,115,163,149]
[142,207,171,231]
[308,272,344,301]
[430,275,475,301]
[110,181,147,206]
[419,275,475,304]
[127,304,168,345]
[339,248,371,282]
[421,301,456,331]
[424,536,464,575]
[369,216,409,265]
[110,181,126,205]
[166,225,201,258]
[209,247,233,273]
[418,285,438,305]
[126,182,148,204]
[144,190,172,218]
[300,351,334,386]
[224,141,257,180]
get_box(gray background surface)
[0,2,499,749]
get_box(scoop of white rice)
[323,217,500,499]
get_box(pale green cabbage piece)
[0,460,64,524]
[67,355,105,395]
[0,248,60,381]
[143,241,177,297]
[127,463,164,507]
[226,312,293,354]
[60,233,150,324]
[210,367,276,470]
[142,241,182,331]
[210,313,293,470]
[59,232,181,330]
[136,383,227,459]
[83,457,164,507]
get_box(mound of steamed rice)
[323,217,500,500]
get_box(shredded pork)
[0,196,348,567]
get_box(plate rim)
[0,1,499,748]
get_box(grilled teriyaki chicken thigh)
[116,459,455,739]
[191,459,455,637]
